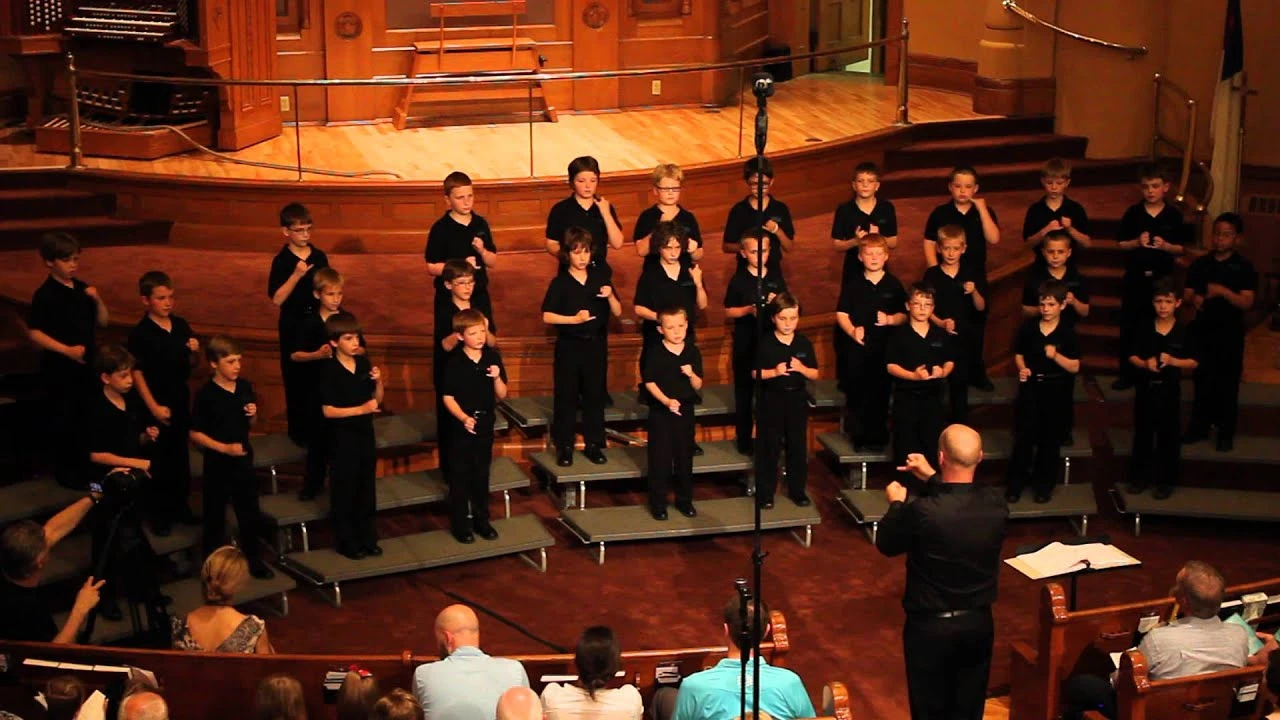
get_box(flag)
[1208,0,1244,216]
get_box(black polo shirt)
[433,294,498,352]
[0,578,57,642]
[267,244,329,325]
[885,324,954,394]
[545,195,622,267]
[541,266,614,339]
[836,271,907,350]
[1117,203,1185,279]
[723,267,788,353]
[29,276,99,375]
[723,196,794,276]
[1015,318,1079,378]
[922,263,985,333]
[442,346,507,418]
[321,355,376,437]
[1021,266,1090,326]
[641,341,703,406]
[127,314,195,411]
[924,202,1000,276]
[758,332,816,392]
[876,477,1008,614]
[1129,320,1196,385]
[1021,196,1090,252]
[634,262,699,343]
[89,390,149,462]
[191,378,255,450]
[831,198,898,281]
[1186,251,1258,334]
[425,211,496,295]
[633,205,703,246]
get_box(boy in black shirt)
[190,336,274,577]
[544,156,625,267]
[1021,231,1090,443]
[1007,280,1081,503]
[128,271,200,532]
[1126,279,1198,499]
[634,221,707,374]
[641,307,704,520]
[1184,212,1257,452]
[634,163,703,261]
[1112,165,1186,391]
[923,165,1000,391]
[434,261,498,476]
[268,203,330,443]
[755,293,818,509]
[320,312,384,560]
[723,156,795,279]
[922,226,985,423]
[425,171,498,309]
[836,235,907,450]
[27,232,109,489]
[886,284,954,470]
[724,230,787,455]
[1021,158,1092,264]
[541,228,623,467]
[440,309,508,544]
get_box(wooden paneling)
[571,0,620,109]
[973,75,1055,117]
[321,0,381,121]
[908,52,976,95]
[218,0,283,148]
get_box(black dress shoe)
[1111,377,1134,391]
[556,447,574,467]
[675,501,697,518]
[249,563,276,580]
[1152,486,1174,500]
[692,444,704,457]
[98,600,123,622]
[759,499,775,510]
[1215,437,1234,453]
[1005,489,1022,504]
[1181,429,1209,445]
[584,445,608,464]
[475,524,499,541]
[736,441,754,456]
[649,505,668,521]
[298,488,319,502]
[973,378,996,392]
[364,544,383,557]
[790,494,811,507]
[452,531,476,544]
[1033,491,1053,504]
[338,547,367,560]
[1125,483,1148,496]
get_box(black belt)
[914,608,980,619]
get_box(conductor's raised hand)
[896,452,936,481]
[574,309,596,324]
[72,576,105,615]
[884,481,908,504]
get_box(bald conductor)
[413,604,531,720]
[875,424,1009,720]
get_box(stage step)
[805,376,1090,411]
[1095,378,1280,406]
[501,384,735,430]
[1107,428,1280,465]
[0,215,171,250]
[261,457,530,551]
[885,133,1089,173]
[281,514,554,607]
[189,431,307,482]
[0,188,115,220]
[906,115,1055,141]
[560,495,820,564]
[838,482,1097,543]
[41,523,204,586]
[0,170,69,190]
[530,440,753,507]
[1110,485,1280,536]
[0,476,87,525]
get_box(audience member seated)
[118,690,168,720]
[375,689,426,720]
[1063,560,1273,719]
[414,604,530,720]
[255,674,307,720]
[498,687,544,720]
[541,626,643,720]
[46,675,88,720]
[668,598,814,720]
[0,497,102,643]
[1264,650,1280,720]
[338,669,381,720]
[171,546,274,654]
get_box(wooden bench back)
[1109,648,1264,720]
[0,612,790,720]
[429,0,526,18]
[1009,578,1280,720]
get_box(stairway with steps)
[0,171,171,251]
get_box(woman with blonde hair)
[171,545,274,653]
[256,674,307,720]
[337,670,380,720]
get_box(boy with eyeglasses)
[268,202,329,443]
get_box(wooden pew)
[1082,648,1265,720]
[1009,578,1280,720]
[0,612,832,720]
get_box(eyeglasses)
[655,186,681,192]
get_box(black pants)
[330,428,377,553]
[647,404,695,509]
[1118,275,1156,381]
[756,389,807,502]
[893,384,946,468]
[551,335,608,451]
[845,343,890,446]
[444,423,494,533]
[903,609,994,720]
[1062,674,1117,720]
[301,423,330,496]
[433,352,452,476]
[91,498,163,609]
[946,351,969,423]
[967,308,990,385]
[201,453,263,559]
[1188,335,1243,442]
[41,365,91,490]
[278,318,308,444]
[1008,377,1071,496]
[732,348,755,452]
[149,405,191,525]
[1131,380,1181,490]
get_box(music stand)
[1012,534,1141,611]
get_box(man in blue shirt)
[672,598,815,720]
[414,604,530,720]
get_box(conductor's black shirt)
[876,477,1009,614]
[0,578,57,642]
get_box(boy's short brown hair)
[568,156,601,183]
[95,343,134,376]
[858,234,889,251]
[743,156,774,181]
[558,227,594,264]
[740,227,767,250]
[1042,229,1072,249]
[1138,163,1168,183]
[451,308,488,334]
[443,171,473,196]
[852,162,880,182]
[948,165,979,184]
[442,260,476,284]
[39,232,80,262]
[1041,157,1071,179]
[1037,279,1069,303]
[373,689,425,720]
[771,291,799,314]
[656,306,688,324]
[908,282,936,302]
[313,267,344,293]
[0,520,48,580]
[937,225,966,245]
[279,202,311,228]
[325,311,363,342]
[650,221,690,256]
[138,270,172,298]
[651,163,683,186]
[205,335,243,363]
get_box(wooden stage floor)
[0,73,985,181]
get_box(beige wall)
[903,0,985,61]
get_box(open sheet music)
[1005,541,1140,580]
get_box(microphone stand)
[748,70,774,720]
[735,578,751,720]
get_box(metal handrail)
[1151,72,1199,210]
[1002,0,1147,59]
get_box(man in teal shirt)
[672,598,815,720]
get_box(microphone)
[751,72,775,98]
[734,577,751,599]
